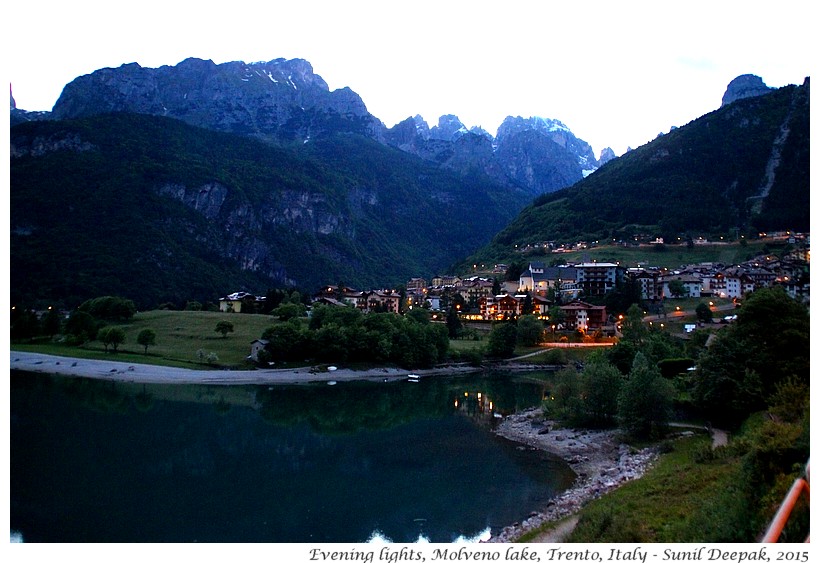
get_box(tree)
[98,326,126,353]
[619,303,647,344]
[546,305,565,331]
[695,302,713,323]
[668,279,687,298]
[543,367,584,424]
[272,302,305,321]
[65,310,98,343]
[516,314,544,347]
[41,308,63,337]
[582,355,624,427]
[263,322,310,362]
[692,287,809,427]
[486,322,518,358]
[604,276,643,315]
[521,293,534,316]
[215,320,234,338]
[137,328,157,354]
[78,296,136,321]
[618,352,675,439]
[405,308,431,324]
[11,308,40,340]
[445,305,462,338]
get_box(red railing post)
[761,459,810,543]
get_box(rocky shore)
[487,407,658,543]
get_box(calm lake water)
[10,369,575,543]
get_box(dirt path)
[530,515,580,543]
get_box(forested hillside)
[11,113,525,309]
[466,81,809,265]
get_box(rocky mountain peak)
[721,74,774,107]
[598,147,616,166]
[495,116,570,143]
[429,114,468,141]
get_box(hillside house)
[660,274,703,298]
[431,274,461,288]
[518,262,578,297]
[532,295,553,317]
[457,278,495,308]
[249,339,269,362]
[480,294,524,320]
[627,268,664,300]
[219,292,266,313]
[313,286,400,314]
[406,278,427,293]
[559,300,607,332]
[575,262,624,297]
[364,290,401,313]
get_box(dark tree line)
[258,304,449,370]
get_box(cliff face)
[721,74,774,107]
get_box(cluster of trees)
[545,350,675,440]
[543,287,809,441]
[258,304,449,369]
[11,295,159,355]
[11,295,138,343]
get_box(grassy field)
[515,434,739,543]
[14,310,279,369]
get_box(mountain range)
[10,60,810,309]
[12,57,612,197]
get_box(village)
[218,234,809,339]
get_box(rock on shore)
[487,407,657,542]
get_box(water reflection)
[10,370,575,543]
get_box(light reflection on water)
[365,526,491,544]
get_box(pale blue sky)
[5,0,814,156]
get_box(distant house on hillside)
[312,286,400,313]
[219,291,266,313]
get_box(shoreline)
[9,351,484,385]
[487,408,658,543]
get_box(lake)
[10,369,576,543]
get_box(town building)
[559,300,607,332]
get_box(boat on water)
[407,374,420,383]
